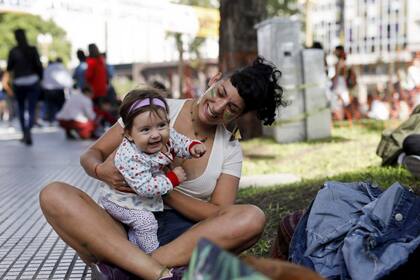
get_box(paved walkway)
[0,123,300,279]
[0,126,97,280]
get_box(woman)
[85,43,108,103]
[39,57,286,280]
[331,45,359,122]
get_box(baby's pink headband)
[128,98,166,114]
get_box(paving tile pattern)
[0,131,101,279]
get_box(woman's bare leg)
[151,204,266,267]
[39,182,165,280]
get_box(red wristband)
[166,170,180,187]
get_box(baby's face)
[127,110,170,154]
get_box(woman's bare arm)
[80,123,132,191]
[163,173,239,221]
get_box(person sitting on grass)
[100,88,206,258]
[402,134,420,178]
[39,57,287,280]
[56,87,96,140]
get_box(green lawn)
[241,120,398,179]
[238,120,419,257]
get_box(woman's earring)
[229,123,242,141]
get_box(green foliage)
[241,120,396,179]
[113,76,137,98]
[0,13,71,65]
[266,0,299,17]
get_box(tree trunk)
[219,0,267,140]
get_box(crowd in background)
[326,44,420,124]
[0,29,120,145]
[1,29,420,146]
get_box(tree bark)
[219,0,267,139]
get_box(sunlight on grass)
[241,120,400,179]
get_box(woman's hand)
[96,151,134,193]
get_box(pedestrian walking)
[6,28,43,145]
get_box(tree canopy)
[266,0,299,17]
[0,13,71,65]
[174,0,299,17]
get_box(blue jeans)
[290,181,420,280]
[154,209,196,246]
[13,83,41,133]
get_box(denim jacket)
[289,181,420,280]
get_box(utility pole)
[175,33,184,98]
[305,0,313,48]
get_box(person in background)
[0,68,10,122]
[56,86,96,140]
[367,90,390,120]
[331,46,359,123]
[101,52,118,110]
[331,46,349,121]
[42,58,73,125]
[6,28,43,145]
[102,52,115,82]
[73,49,88,90]
[1,70,16,126]
[407,52,420,109]
[94,96,117,136]
[85,44,107,106]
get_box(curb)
[239,173,301,189]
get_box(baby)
[99,87,206,253]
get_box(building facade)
[0,0,219,66]
[311,0,420,95]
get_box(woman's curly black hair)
[230,56,287,125]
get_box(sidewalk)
[0,123,300,279]
[0,126,96,279]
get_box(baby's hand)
[191,143,206,158]
[172,166,187,183]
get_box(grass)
[241,119,401,179]
[237,119,419,257]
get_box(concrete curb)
[239,173,301,189]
